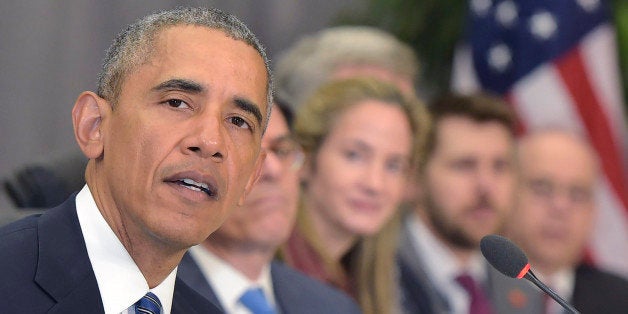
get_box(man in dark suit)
[0,7,273,313]
[502,130,628,314]
[178,101,362,314]
[397,94,520,314]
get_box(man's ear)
[72,91,110,159]
[238,150,267,206]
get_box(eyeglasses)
[524,178,594,206]
[264,136,304,171]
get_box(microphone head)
[480,234,529,278]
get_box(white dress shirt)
[76,185,177,314]
[537,268,575,314]
[407,212,488,314]
[188,245,277,314]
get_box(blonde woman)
[281,78,429,314]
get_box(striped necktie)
[239,287,276,314]
[135,292,163,314]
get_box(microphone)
[480,234,580,314]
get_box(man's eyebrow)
[152,78,204,93]
[235,97,263,127]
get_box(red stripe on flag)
[555,48,628,212]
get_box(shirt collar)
[76,185,176,314]
[537,267,576,301]
[407,212,488,313]
[188,245,275,313]
[408,213,486,281]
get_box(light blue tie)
[239,287,276,314]
[135,292,163,314]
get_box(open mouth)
[170,178,218,199]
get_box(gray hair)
[97,7,273,121]
[274,26,418,109]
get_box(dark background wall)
[0,0,362,180]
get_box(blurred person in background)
[274,25,420,111]
[502,129,628,314]
[397,93,518,314]
[178,101,361,314]
[275,23,428,220]
[281,77,430,314]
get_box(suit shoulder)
[271,262,362,314]
[0,213,40,256]
[576,264,628,290]
[0,213,40,235]
[573,264,628,313]
[0,213,46,309]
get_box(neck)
[202,239,273,280]
[530,259,570,279]
[85,162,184,288]
[416,209,476,267]
[131,246,184,288]
[303,203,357,262]
[449,244,476,267]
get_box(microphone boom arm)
[524,270,580,314]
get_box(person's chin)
[159,224,217,249]
[350,221,384,237]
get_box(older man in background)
[503,130,628,314]
[274,25,420,109]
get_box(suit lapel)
[34,196,104,313]
[172,277,224,314]
[178,252,223,309]
[270,262,300,314]
[398,221,450,314]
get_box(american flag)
[452,0,628,278]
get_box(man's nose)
[258,148,283,181]
[181,115,226,161]
[476,166,499,193]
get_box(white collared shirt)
[407,212,488,314]
[76,185,176,314]
[188,245,277,314]
[537,268,575,314]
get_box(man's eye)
[166,99,190,109]
[386,159,407,174]
[229,116,251,129]
[343,150,363,162]
[528,179,553,197]
[452,159,474,171]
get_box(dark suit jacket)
[396,221,449,314]
[178,252,363,314]
[0,195,223,313]
[396,219,543,314]
[571,264,628,314]
[484,263,628,314]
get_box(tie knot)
[135,292,163,314]
[239,287,276,314]
[455,273,478,292]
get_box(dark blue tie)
[135,292,163,314]
[239,287,276,314]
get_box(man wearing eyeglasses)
[502,129,628,314]
[178,101,361,314]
